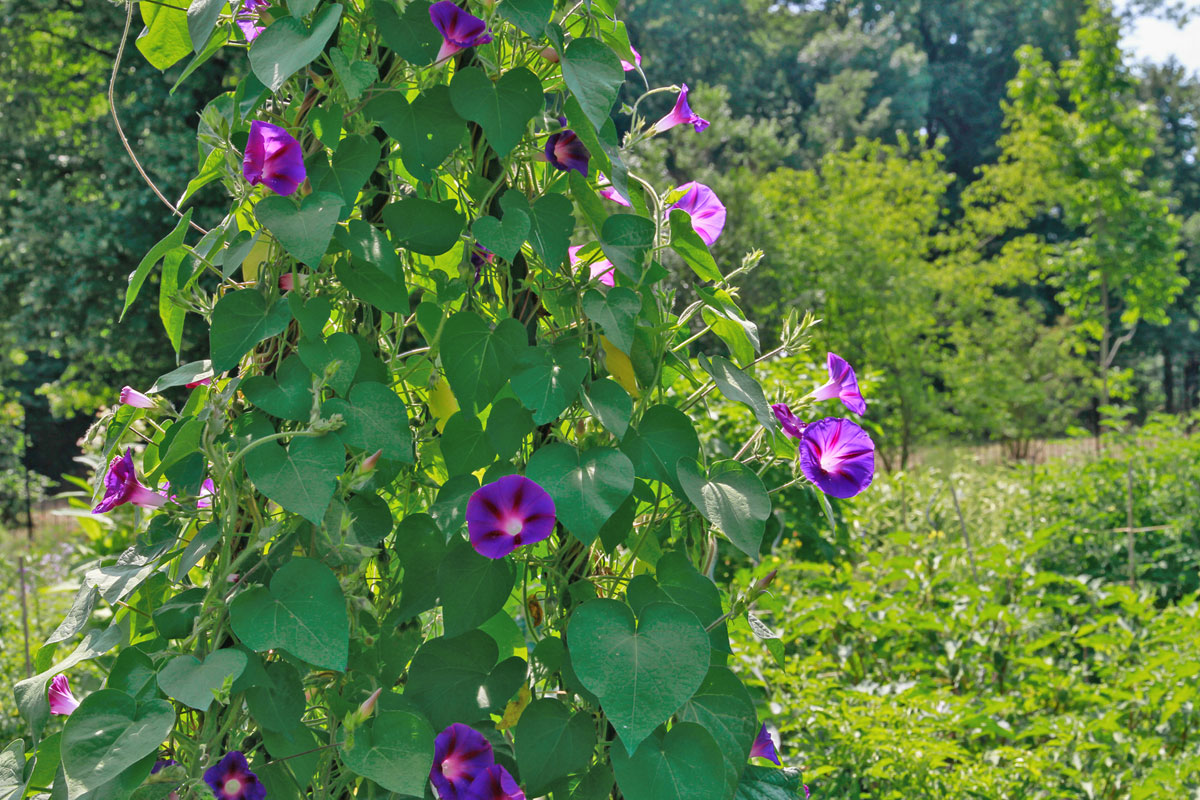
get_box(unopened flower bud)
[361,449,383,473]
[539,46,560,63]
[359,687,383,719]
[753,569,778,594]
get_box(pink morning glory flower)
[569,245,615,287]
[771,403,806,440]
[545,128,590,176]
[48,674,80,716]
[92,449,168,514]
[242,121,306,197]
[198,478,216,509]
[750,723,781,765]
[431,723,494,800]
[653,84,709,134]
[466,764,525,800]
[466,475,556,559]
[668,181,726,245]
[430,1,492,63]
[597,173,631,207]
[203,752,265,800]
[799,418,875,499]
[235,0,268,42]
[809,352,865,415]
[621,46,642,72]
[119,386,155,409]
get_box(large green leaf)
[210,290,292,373]
[669,209,722,282]
[610,723,725,800]
[60,691,175,793]
[329,46,378,101]
[229,558,350,670]
[136,0,192,69]
[186,0,225,53]
[0,740,26,800]
[511,345,589,424]
[122,209,192,320]
[486,397,534,460]
[340,709,435,796]
[405,631,527,730]
[242,355,315,422]
[735,767,809,800]
[15,626,123,738]
[677,667,759,796]
[441,411,497,476]
[393,514,447,622]
[583,287,640,354]
[437,538,516,638]
[298,331,361,396]
[249,4,343,92]
[600,214,654,281]
[525,193,576,270]
[373,0,439,64]
[473,197,531,263]
[322,382,413,462]
[497,0,553,36]
[243,428,344,524]
[367,85,465,182]
[256,191,345,266]
[440,312,528,412]
[581,379,632,439]
[514,699,597,795]
[556,35,624,130]
[156,649,248,711]
[677,459,772,558]
[619,404,700,493]
[526,444,634,545]
[382,197,465,256]
[311,135,381,216]
[449,67,543,156]
[567,600,709,752]
[698,354,777,432]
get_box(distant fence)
[906,436,1108,471]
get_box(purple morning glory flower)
[653,84,709,134]
[771,403,806,440]
[799,418,875,499]
[92,449,168,514]
[597,173,631,207]
[466,475,556,559]
[569,245,615,287]
[750,723,781,765]
[810,352,865,415]
[431,723,494,800]
[471,243,495,283]
[235,0,268,42]
[120,386,155,409]
[151,758,178,774]
[465,764,525,800]
[430,1,492,63]
[243,121,306,196]
[668,181,726,245]
[203,752,265,800]
[48,674,80,716]
[545,128,590,176]
[621,46,642,72]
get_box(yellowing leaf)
[497,685,532,731]
[600,336,639,398]
[428,377,460,433]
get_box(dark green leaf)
[249,4,343,92]
[322,381,413,462]
[340,710,435,795]
[242,355,314,422]
[383,197,465,256]
[243,428,344,524]
[514,699,597,795]
[449,67,543,156]
[677,459,772,558]
[122,209,192,320]
[373,0,439,64]
[368,85,465,182]
[440,312,528,412]
[405,631,527,730]
[583,287,640,354]
[497,0,553,37]
[611,723,725,800]
[60,691,175,793]
[619,404,700,493]
[312,135,381,217]
[256,191,345,266]
[511,345,589,424]
[669,209,722,282]
[581,379,632,439]
[600,214,654,282]
[557,36,624,130]
[437,538,516,638]
[526,444,634,545]
[442,411,497,476]
[156,649,248,711]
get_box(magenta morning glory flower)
[466,475,556,559]
[668,181,726,245]
[431,723,494,800]
[235,0,268,42]
[621,46,642,72]
[653,84,710,134]
[430,1,492,63]
[545,128,590,176]
[92,449,168,514]
[771,403,806,440]
[242,121,306,197]
[799,418,875,499]
[597,173,631,207]
[809,352,865,415]
[466,765,525,800]
[569,245,615,287]
[750,723,781,765]
[119,386,155,409]
[204,752,265,800]
[48,674,80,716]
[187,378,212,388]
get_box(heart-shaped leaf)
[209,289,291,374]
[0,740,26,800]
[441,312,528,412]
[311,135,380,217]
[393,514,447,622]
[486,397,534,460]
[514,699,597,795]
[511,345,589,425]
[229,557,350,670]
[243,427,344,524]
[156,649,249,710]
[382,197,465,256]
[436,538,515,638]
[289,293,332,340]
[137,0,191,69]
[610,723,725,800]
[472,208,531,262]
[677,459,772,557]
[567,600,709,752]
[503,191,575,270]
[249,4,343,92]
[556,35,625,131]
[581,379,632,439]
[334,218,399,275]
[583,287,640,354]
[619,404,700,493]
[341,709,435,795]
[256,191,345,267]
[497,0,553,37]
[242,355,314,422]
[677,667,759,797]
[441,411,497,476]
[246,662,306,733]
[373,0,439,64]
[600,214,654,281]
[449,67,543,156]
[367,85,465,182]
[322,381,413,462]
[298,331,361,396]
[329,47,378,101]
[61,690,176,793]
[405,631,528,730]
[526,443,634,545]
[186,0,223,53]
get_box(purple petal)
[243,121,305,196]
[432,723,495,800]
[799,418,875,499]
[92,449,135,514]
[812,353,865,415]
[48,674,80,716]
[570,246,615,286]
[597,173,631,207]
[544,130,590,176]
[750,723,781,765]
[620,46,642,72]
[653,83,710,134]
[430,1,491,61]
[668,181,726,245]
[465,764,525,800]
[120,386,155,408]
[770,403,806,440]
[203,752,266,800]
[467,476,557,559]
